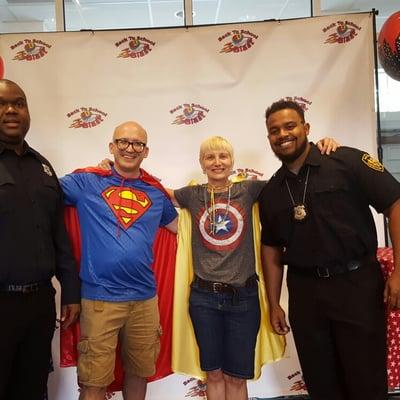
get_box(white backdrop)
[0,12,379,399]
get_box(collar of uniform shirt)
[0,140,35,156]
[275,142,321,184]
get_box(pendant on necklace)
[293,204,307,222]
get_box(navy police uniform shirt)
[259,143,400,269]
[0,141,80,304]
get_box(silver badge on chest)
[293,204,307,221]
[42,163,53,177]
[286,166,310,223]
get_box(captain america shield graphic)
[198,201,245,251]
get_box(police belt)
[193,274,258,294]
[0,280,52,294]
[289,255,377,278]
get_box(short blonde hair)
[199,136,234,163]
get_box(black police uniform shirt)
[0,142,80,304]
[259,143,400,269]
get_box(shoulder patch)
[361,153,384,172]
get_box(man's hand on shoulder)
[97,158,113,170]
[316,137,340,155]
[61,303,81,329]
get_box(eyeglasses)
[114,138,147,153]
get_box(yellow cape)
[171,183,286,380]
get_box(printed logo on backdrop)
[281,96,312,111]
[218,29,258,53]
[170,103,209,125]
[115,36,155,59]
[11,39,51,61]
[233,168,264,180]
[183,377,207,397]
[323,21,361,44]
[67,107,107,129]
[288,370,307,392]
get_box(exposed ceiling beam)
[312,0,321,16]
[55,0,65,31]
[184,0,193,25]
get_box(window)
[193,0,311,25]
[64,0,185,31]
[0,0,57,33]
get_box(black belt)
[289,255,377,278]
[0,280,52,294]
[193,274,258,294]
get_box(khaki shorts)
[77,296,161,387]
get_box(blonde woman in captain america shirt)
[168,135,338,400]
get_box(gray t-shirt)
[174,180,265,285]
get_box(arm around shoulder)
[166,188,181,208]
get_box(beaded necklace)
[203,182,232,235]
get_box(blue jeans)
[189,281,260,379]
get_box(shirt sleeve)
[345,147,400,213]
[160,194,178,226]
[51,171,81,305]
[59,173,87,206]
[258,182,283,247]
[245,180,267,200]
[259,186,271,245]
[174,185,193,209]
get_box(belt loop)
[231,287,239,305]
[94,301,104,312]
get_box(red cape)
[60,168,177,392]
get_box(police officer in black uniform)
[259,99,400,400]
[0,79,81,400]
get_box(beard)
[273,137,308,163]
[0,129,27,146]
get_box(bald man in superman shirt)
[60,121,178,400]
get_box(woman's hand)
[316,137,341,155]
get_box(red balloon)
[378,11,400,81]
[0,56,4,79]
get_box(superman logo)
[102,186,152,229]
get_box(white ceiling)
[0,0,398,33]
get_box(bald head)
[109,121,149,179]
[0,79,26,99]
[113,121,147,144]
[0,79,30,152]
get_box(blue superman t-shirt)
[60,169,177,301]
